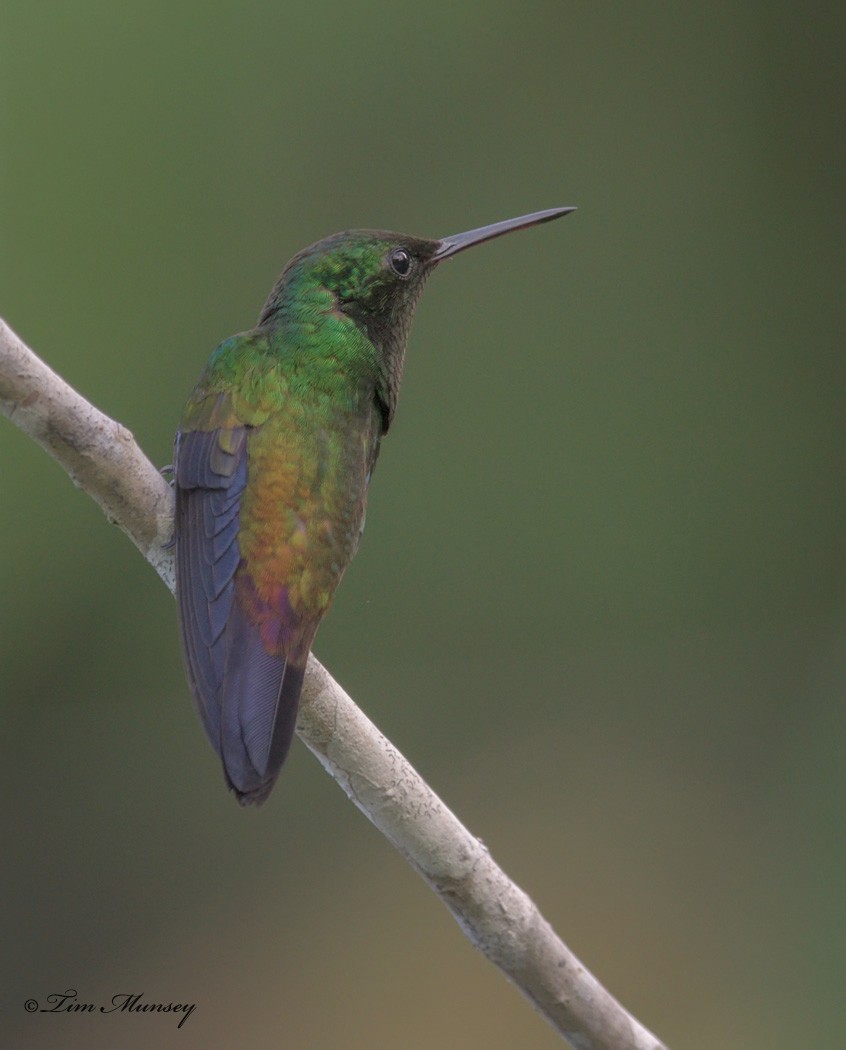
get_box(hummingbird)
[174,206,575,805]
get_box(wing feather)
[175,421,304,805]
[175,427,247,745]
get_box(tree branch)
[1,316,668,1050]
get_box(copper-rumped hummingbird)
[175,207,575,805]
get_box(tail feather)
[219,601,305,806]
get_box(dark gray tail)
[219,603,306,806]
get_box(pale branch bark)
[0,319,175,589]
[1,316,668,1050]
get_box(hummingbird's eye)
[389,247,412,277]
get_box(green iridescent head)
[260,230,439,330]
[258,208,575,425]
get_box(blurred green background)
[2,2,844,1047]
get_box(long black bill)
[433,206,576,260]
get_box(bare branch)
[0,318,175,589]
[1,316,668,1050]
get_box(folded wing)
[175,423,301,805]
